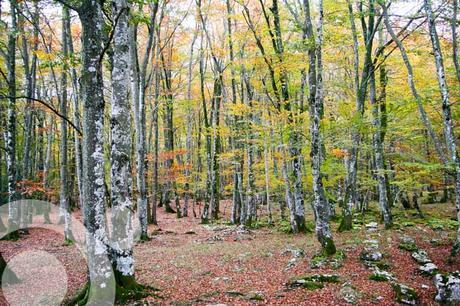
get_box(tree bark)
[306,0,336,254]
[6,0,19,239]
[424,0,460,255]
[78,1,114,301]
[59,6,73,242]
[110,0,136,285]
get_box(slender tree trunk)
[151,58,160,225]
[341,0,377,231]
[59,6,73,241]
[281,149,297,232]
[65,8,83,209]
[6,0,19,239]
[129,25,148,240]
[264,132,273,225]
[226,0,244,225]
[307,0,336,254]
[184,28,197,218]
[369,62,392,228]
[43,117,53,224]
[210,78,222,221]
[425,0,460,255]
[19,4,37,182]
[452,0,460,81]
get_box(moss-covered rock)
[310,250,346,269]
[339,284,361,305]
[288,274,340,290]
[434,271,460,303]
[398,237,418,252]
[392,283,419,305]
[369,269,395,282]
[418,263,438,276]
[360,250,383,262]
[411,250,431,264]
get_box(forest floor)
[0,201,459,305]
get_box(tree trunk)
[369,62,392,228]
[59,6,73,242]
[6,0,19,239]
[109,0,136,285]
[424,0,460,255]
[129,24,148,240]
[78,2,114,301]
[307,0,336,254]
[452,0,460,82]
[264,133,273,225]
[66,6,83,208]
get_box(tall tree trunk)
[341,0,377,231]
[78,1,113,301]
[424,0,460,255]
[369,62,392,228]
[129,24,148,239]
[110,0,136,286]
[273,0,306,232]
[307,0,336,254]
[6,0,19,239]
[59,6,72,242]
[151,46,161,225]
[242,72,256,226]
[66,6,83,208]
[226,0,244,225]
[184,27,197,218]
[210,75,222,220]
[19,3,38,182]
[160,52,175,214]
[452,0,460,81]
[43,117,53,223]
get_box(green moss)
[301,281,324,290]
[310,253,327,269]
[369,270,393,282]
[398,241,418,252]
[277,220,293,233]
[373,261,391,270]
[247,292,265,300]
[369,274,388,282]
[322,237,337,256]
[427,218,459,231]
[401,221,415,227]
[63,238,74,246]
[289,274,340,290]
[310,249,345,269]
[139,233,150,241]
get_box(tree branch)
[0,95,82,136]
